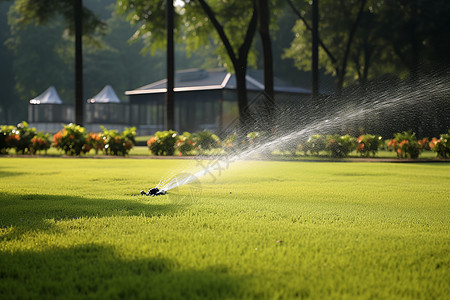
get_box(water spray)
[141,74,450,196]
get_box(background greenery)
[0,158,448,299]
[3,0,448,125]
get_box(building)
[125,68,311,135]
[28,86,74,132]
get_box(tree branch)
[197,0,237,65]
[285,0,338,65]
[340,0,368,85]
[238,1,258,64]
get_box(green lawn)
[0,158,448,299]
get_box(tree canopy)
[284,0,450,89]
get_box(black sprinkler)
[140,187,167,197]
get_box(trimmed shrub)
[101,126,136,156]
[302,135,326,156]
[430,131,450,158]
[85,132,105,154]
[193,130,220,151]
[326,134,356,158]
[356,134,383,157]
[222,133,237,152]
[30,133,51,154]
[0,125,17,154]
[246,132,264,146]
[53,124,89,156]
[176,132,196,156]
[387,131,422,158]
[13,121,36,154]
[147,130,178,156]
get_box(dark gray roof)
[125,68,311,95]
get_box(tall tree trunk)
[234,66,249,130]
[337,0,367,92]
[74,0,83,126]
[198,0,257,132]
[312,0,319,99]
[165,0,175,130]
[410,0,419,82]
[257,0,274,130]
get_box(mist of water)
[157,74,450,192]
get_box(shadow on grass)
[0,167,26,178]
[0,192,183,240]
[0,244,243,299]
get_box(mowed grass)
[0,158,448,299]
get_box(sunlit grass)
[0,158,448,299]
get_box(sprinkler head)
[142,187,167,197]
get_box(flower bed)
[1,122,449,159]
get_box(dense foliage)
[52,124,136,156]
[386,131,425,159]
[147,130,178,156]
[356,134,383,157]
[2,123,450,159]
[429,131,450,158]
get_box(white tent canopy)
[88,85,121,103]
[29,86,63,104]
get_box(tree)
[196,0,258,129]
[285,0,450,89]
[257,0,275,128]
[285,0,368,91]
[166,0,175,130]
[375,0,450,78]
[10,0,105,125]
[117,0,260,130]
[0,1,19,124]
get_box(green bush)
[356,134,383,157]
[430,131,450,158]
[222,133,238,152]
[326,134,356,158]
[53,124,89,156]
[175,132,197,156]
[246,131,264,146]
[147,130,178,156]
[101,126,136,156]
[13,121,36,154]
[302,135,326,156]
[193,130,220,151]
[30,132,51,154]
[0,125,17,154]
[387,131,422,159]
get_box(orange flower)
[429,137,440,149]
[418,138,428,146]
[356,143,365,151]
[357,136,363,143]
[147,137,157,146]
[396,148,402,155]
[69,134,75,140]
[399,140,409,148]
